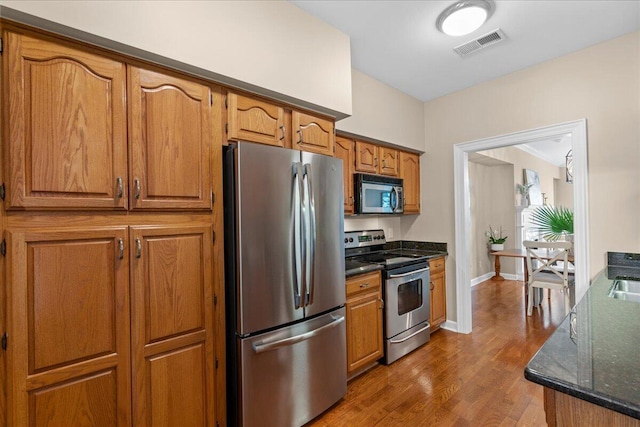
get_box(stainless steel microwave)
[354,173,404,214]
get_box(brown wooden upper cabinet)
[355,141,399,177]
[334,136,355,214]
[227,91,335,157]
[292,111,335,156]
[4,31,128,210]
[226,92,286,147]
[3,31,214,211]
[128,67,213,210]
[400,151,421,213]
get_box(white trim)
[454,119,590,334]
[470,272,494,286]
[440,320,457,332]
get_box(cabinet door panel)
[292,111,335,156]
[355,141,378,174]
[335,136,355,214]
[130,224,214,426]
[400,152,421,213]
[5,32,127,209]
[148,344,207,426]
[346,291,383,373]
[379,147,399,176]
[129,67,213,210]
[7,228,131,426]
[227,93,285,147]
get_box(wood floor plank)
[306,279,565,426]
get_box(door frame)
[453,119,589,334]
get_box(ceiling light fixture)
[436,0,494,37]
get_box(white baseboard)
[440,320,458,332]
[470,272,494,287]
[471,272,521,286]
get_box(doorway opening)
[453,120,589,334]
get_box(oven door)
[384,265,430,339]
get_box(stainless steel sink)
[608,279,640,303]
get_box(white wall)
[337,70,425,152]
[408,31,640,322]
[0,1,352,118]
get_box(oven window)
[397,278,423,316]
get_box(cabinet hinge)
[213,294,217,306]
[0,183,5,200]
[225,123,228,134]
[211,191,215,205]
[215,357,219,369]
[212,230,216,244]
[0,38,3,55]
[0,239,6,257]
[1,333,7,350]
[224,96,228,109]
[209,92,213,106]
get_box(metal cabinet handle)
[135,238,142,258]
[297,129,302,144]
[350,196,354,206]
[118,239,124,259]
[382,159,386,168]
[359,283,369,288]
[379,298,384,310]
[116,177,123,198]
[374,158,378,167]
[134,179,141,199]
[430,282,435,291]
[280,125,286,141]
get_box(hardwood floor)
[308,279,567,426]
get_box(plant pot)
[491,243,504,251]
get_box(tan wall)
[478,146,563,207]
[405,31,640,322]
[469,162,516,278]
[0,1,352,117]
[555,168,575,209]
[337,69,426,152]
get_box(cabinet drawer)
[429,257,445,273]
[346,271,381,297]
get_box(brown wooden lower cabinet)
[345,271,383,376]
[6,223,216,426]
[429,257,447,331]
[544,387,640,426]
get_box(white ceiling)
[291,0,640,102]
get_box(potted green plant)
[530,205,574,242]
[486,225,507,251]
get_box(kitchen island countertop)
[525,264,640,420]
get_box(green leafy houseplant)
[486,225,507,244]
[530,205,574,241]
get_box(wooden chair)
[524,240,574,316]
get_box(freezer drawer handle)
[389,322,430,344]
[388,267,429,279]
[252,316,345,354]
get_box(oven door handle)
[389,323,431,344]
[388,267,429,279]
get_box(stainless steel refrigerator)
[224,141,346,427]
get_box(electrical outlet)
[388,228,394,239]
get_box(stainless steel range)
[345,229,431,364]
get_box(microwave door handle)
[304,163,316,306]
[390,187,398,212]
[293,163,304,309]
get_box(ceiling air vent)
[454,29,506,57]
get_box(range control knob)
[349,237,354,242]
[344,238,349,244]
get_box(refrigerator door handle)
[303,163,316,306]
[252,315,345,354]
[293,162,305,309]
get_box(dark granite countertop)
[524,265,640,420]
[345,240,447,278]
